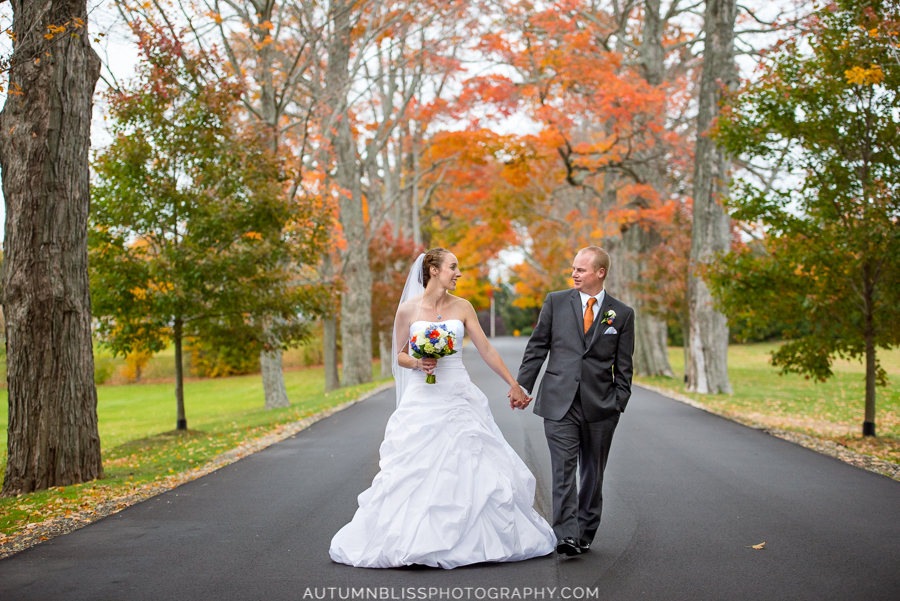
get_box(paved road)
[1,337,899,601]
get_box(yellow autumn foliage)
[120,349,153,382]
[845,64,884,85]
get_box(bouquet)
[409,323,458,384]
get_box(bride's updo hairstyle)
[422,248,450,288]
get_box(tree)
[319,0,373,388]
[318,0,471,387]
[369,226,423,378]
[412,132,536,300]
[111,0,478,391]
[113,0,326,407]
[0,0,104,495]
[121,349,153,383]
[0,5,11,94]
[90,35,328,429]
[687,0,737,394]
[471,0,695,378]
[633,199,693,373]
[711,0,900,436]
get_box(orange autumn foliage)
[444,0,696,312]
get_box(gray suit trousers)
[543,390,619,543]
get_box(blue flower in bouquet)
[409,324,458,384]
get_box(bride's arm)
[461,301,530,408]
[394,304,436,374]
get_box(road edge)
[0,381,396,560]
[635,382,900,482]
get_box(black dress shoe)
[577,539,591,553]
[556,537,582,556]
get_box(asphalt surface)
[1,337,899,601]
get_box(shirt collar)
[579,289,605,307]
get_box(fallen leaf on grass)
[748,542,766,550]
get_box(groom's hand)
[508,385,531,410]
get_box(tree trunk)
[631,193,675,379]
[253,1,292,409]
[606,225,675,378]
[261,348,291,409]
[863,324,876,437]
[0,0,103,496]
[639,0,673,378]
[863,273,876,437]
[634,308,673,377]
[681,319,690,383]
[258,315,289,408]
[326,0,373,387]
[322,254,340,391]
[396,122,413,237]
[257,324,290,407]
[606,0,673,379]
[338,213,374,387]
[379,330,392,379]
[323,315,340,391]
[174,319,187,430]
[688,0,736,395]
[640,0,666,87]
[410,132,422,247]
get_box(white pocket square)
[603,326,618,335]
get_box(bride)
[329,248,557,569]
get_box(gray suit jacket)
[517,289,635,422]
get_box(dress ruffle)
[329,349,556,569]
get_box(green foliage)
[89,33,330,359]
[710,0,900,386]
[726,315,814,345]
[299,341,324,367]
[94,353,116,385]
[493,284,539,334]
[186,338,260,378]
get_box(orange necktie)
[584,297,596,334]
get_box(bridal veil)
[390,253,425,407]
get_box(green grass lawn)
[637,343,900,464]
[0,362,389,536]
[90,338,327,386]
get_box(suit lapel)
[569,290,586,347]
[586,292,614,352]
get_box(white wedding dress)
[329,319,556,569]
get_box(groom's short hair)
[577,246,610,278]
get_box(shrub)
[187,339,260,378]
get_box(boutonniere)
[602,309,616,325]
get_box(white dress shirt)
[579,289,605,322]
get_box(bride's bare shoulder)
[446,294,476,315]
[396,296,424,319]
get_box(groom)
[515,246,634,556]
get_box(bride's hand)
[418,357,437,375]
[508,384,531,410]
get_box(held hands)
[508,384,532,410]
